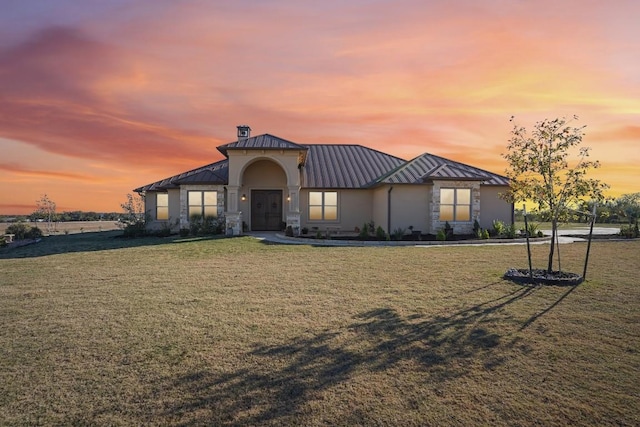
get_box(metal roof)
[302,145,405,188]
[135,136,508,193]
[377,153,509,186]
[217,134,308,157]
[134,159,228,192]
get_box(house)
[134,125,513,236]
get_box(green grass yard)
[1,232,638,426]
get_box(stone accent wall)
[179,185,225,229]
[430,180,481,235]
[225,212,242,236]
[286,212,301,235]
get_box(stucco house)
[134,125,513,236]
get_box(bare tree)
[120,193,146,225]
[35,194,57,234]
[501,116,608,273]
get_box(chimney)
[237,125,251,142]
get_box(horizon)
[1,1,639,215]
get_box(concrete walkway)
[247,226,620,247]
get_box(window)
[188,191,218,218]
[309,191,338,221]
[440,188,471,222]
[156,193,169,220]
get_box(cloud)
[0,26,221,168]
[0,163,95,182]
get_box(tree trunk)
[547,218,557,273]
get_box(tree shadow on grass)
[154,285,539,425]
[520,283,580,330]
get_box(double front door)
[251,190,283,231]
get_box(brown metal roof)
[302,145,405,188]
[135,136,508,193]
[134,159,228,192]
[217,134,308,157]
[376,153,509,186]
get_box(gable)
[217,134,308,157]
[376,153,509,186]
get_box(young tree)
[120,193,146,225]
[501,116,608,273]
[119,193,147,237]
[35,194,57,234]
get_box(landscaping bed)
[503,268,584,286]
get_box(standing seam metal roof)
[217,134,307,157]
[377,152,508,186]
[135,135,508,192]
[302,145,405,188]
[133,159,228,192]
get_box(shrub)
[179,228,190,237]
[526,222,539,237]
[359,222,369,239]
[505,223,517,238]
[26,227,43,239]
[391,227,406,240]
[189,215,225,236]
[5,223,43,240]
[481,229,490,239]
[301,227,309,235]
[620,222,639,238]
[122,221,147,238]
[189,215,202,236]
[492,220,506,237]
[285,226,294,237]
[375,226,387,241]
[436,229,447,241]
[473,220,481,237]
[444,221,453,239]
[367,221,376,234]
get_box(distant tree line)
[515,192,640,225]
[1,211,127,223]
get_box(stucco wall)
[144,189,181,232]
[299,189,372,232]
[479,186,513,228]
[372,187,388,233]
[388,185,431,234]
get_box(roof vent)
[237,125,251,142]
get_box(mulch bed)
[503,268,583,286]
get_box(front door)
[251,190,283,231]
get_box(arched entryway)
[240,159,287,231]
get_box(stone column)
[286,186,301,235]
[225,185,243,235]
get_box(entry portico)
[222,126,306,234]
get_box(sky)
[1,0,639,215]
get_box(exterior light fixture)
[287,194,291,201]
[241,194,246,201]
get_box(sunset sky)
[1,0,639,215]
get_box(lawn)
[1,232,638,426]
